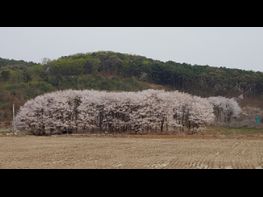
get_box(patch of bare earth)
[0,135,263,169]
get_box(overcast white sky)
[0,27,263,72]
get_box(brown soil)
[0,135,263,169]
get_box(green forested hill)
[0,57,34,68]
[1,51,263,122]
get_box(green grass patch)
[0,127,11,134]
[206,126,263,136]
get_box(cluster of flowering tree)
[14,89,241,135]
[208,96,242,124]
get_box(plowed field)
[0,135,263,169]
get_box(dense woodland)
[1,51,263,122]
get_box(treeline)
[14,90,241,135]
[44,51,263,97]
[1,51,263,122]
